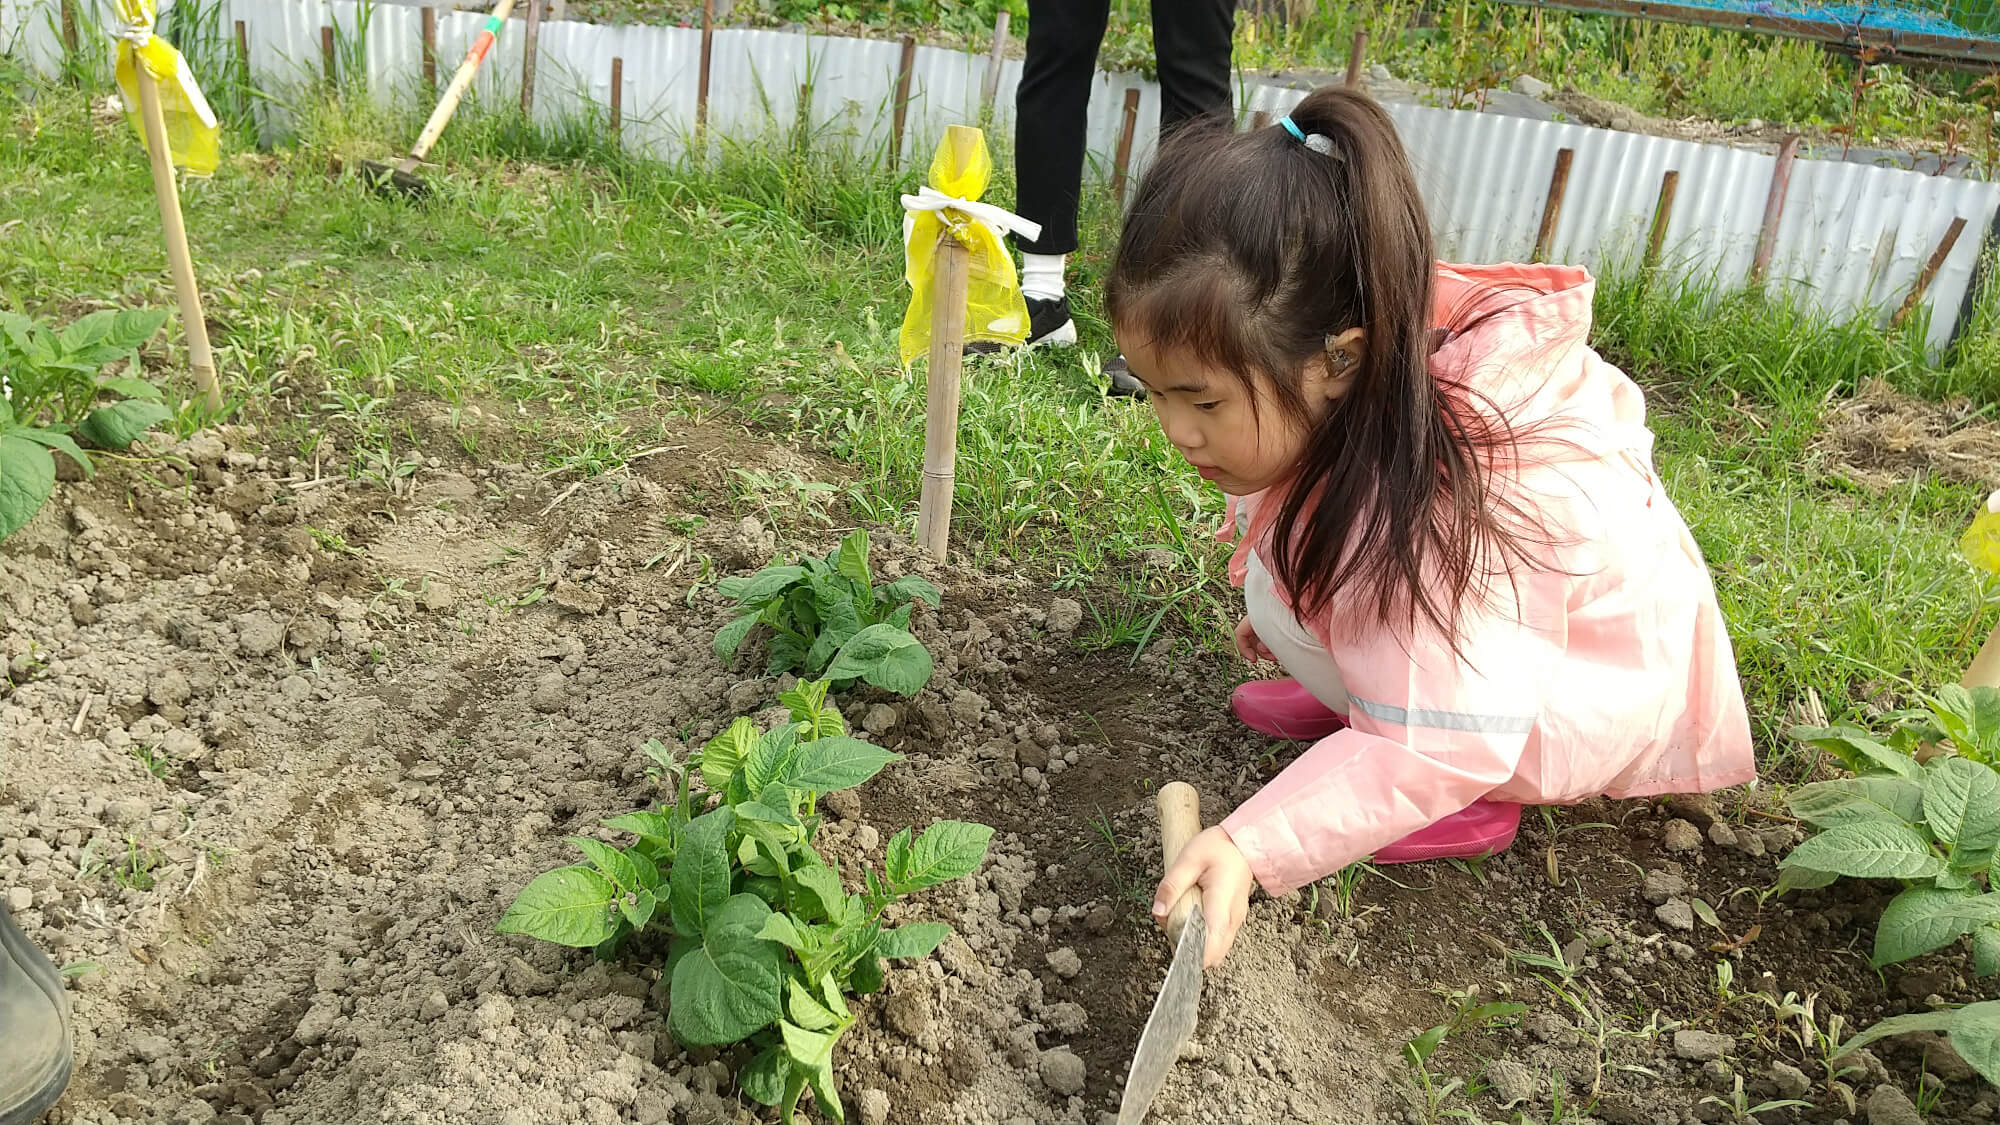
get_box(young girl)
[1108,87,1756,968]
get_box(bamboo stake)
[1111,87,1140,205]
[696,0,715,144]
[891,35,917,167]
[1891,216,1969,332]
[610,56,623,138]
[321,26,336,93]
[1532,147,1574,263]
[133,62,222,413]
[233,19,249,79]
[1646,169,1679,270]
[981,11,1009,117]
[1345,29,1367,87]
[521,0,542,116]
[918,230,971,563]
[422,7,437,93]
[1750,134,1801,286]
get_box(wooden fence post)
[521,0,542,115]
[981,12,1009,118]
[891,35,917,167]
[1111,87,1141,205]
[610,56,623,138]
[321,26,336,93]
[918,230,971,562]
[1750,134,1801,286]
[1891,216,1969,332]
[1532,148,1574,263]
[1345,29,1367,87]
[60,0,77,66]
[1646,169,1679,270]
[696,0,715,144]
[421,7,437,94]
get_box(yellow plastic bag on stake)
[113,0,221,176]
[899,125,1043,367]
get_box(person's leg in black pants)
[1009,0,1112,353]
[1154,0,1237,131]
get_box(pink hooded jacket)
[1217,262,1756,897]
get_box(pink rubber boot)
[1230,678,1349,741]
[1372,801,1523,864]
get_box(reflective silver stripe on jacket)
[1349,696,1536,735]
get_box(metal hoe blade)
[1117,905,1206,1125]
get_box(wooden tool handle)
[410,0,518,161]
[1158,781,1202,942]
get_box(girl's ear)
[1306,328,1367,404]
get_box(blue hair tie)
[1276,114,1336,156]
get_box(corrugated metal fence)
[4,0,1995,352]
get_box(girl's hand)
[1234,617,1275,664]
[1153,826,1255,968]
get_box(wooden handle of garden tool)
[1158,782,1202,943]
[1967,623,2000,690]
[409,0,519,161]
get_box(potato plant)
[1779,686,2000,1084]
[497,680,992,1122]
[0,307,174,541]
[715,530,941,696]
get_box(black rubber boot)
[0,902,71,1125]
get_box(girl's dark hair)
[1106,87,1543,649]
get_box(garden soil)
[6,415,2000,1125]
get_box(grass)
[4,57,1999,779]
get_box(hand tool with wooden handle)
[1117,781,1205,1125]
[362,0,518,199]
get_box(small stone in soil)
[1046,947,1082,979]
[862,704,899,736]
[1866,1084,1924,1125]
[1030,907,1052,927]
[503,957,555,996]
[531,671,567,714]
[1039,1048,1086,1096]
[855,825,880,852]
[1021,766,1044,788]
[1487,1059,1535,1105]
[1913,1032,1979,1082]
[1667,792,1720,828]
[820,789,861,821]
[418,990,449,1022]
[1769,1062,1812,1098]
[883,991,930,1038]
[1700,1059,1734,1091]
[6,887,32,912]
[128,1033,174,1063]
[1654,899,1695,932]
[950,690,990,726]
[858,1088,891,1125]
[1046,599,1084,638]
[1707,822,1738,848]
[472,996,516,1031]
[1673,1030,1733,1062]
[1662,819,1703,853]
[1642,869,1686,905]
[293,996,343,1046]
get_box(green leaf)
[669,894,785,1046]
[875,921,951,959]
[850,952,884,995]
[99,376,165,402]
[769,631,812,677]
[826,624,933,696]
[1788,777,1925,828]
[783,737,902,793]
[836,529,873,591]
[780,680,843,739]
[620,888,658,929]
[1976,926,2000,978]
[1773,865,1838,895]
[1781,821,1946,880]
[727,565,807,606]
[880,574,943,609]
[1791,725,1924,781]
[738,798,802,828]
[890,821,994,890]
[12,428,92,477]
[1874,887,2000,967]
[807,1056,844,1124]
[740,1045,789,1107]
[57,308,115,354]
[603,810,676,852]
[701,718,759,791]
[1839,1009,1964,1057]
[885,829,913,886]
[1949,1001,2000,1086]
[0,433,57,543]
[747,724,804,793]
[757,913,809,952]
[76,400,171,450]
[1925,758,2000,871]
[792,864,847,923]
[571,837,643,892]
[669,808,736,938]
[787,975,840,1031]
[1405,1025,1449,1067]
[496,866,620,947]
[107,307,168,350]
[782,1020,838,1069]
[804,592,864,676]
[1690,898,1722,931]
[714,612,760,661]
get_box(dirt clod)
[883,990,931,1039]
[1643,869,1686,905]
[532,671,568,713]
[418,990,449,1022]
[1868,1084,1924,1125]
[1769,1062,1812,1098]
[1038,1048,1086,1096]
[1655,900,1695,932]
[1085,904,1117,934]
[862,704,900,736]
[504,956,556,996]
[293,996,343,1046]
[1663,819,1703,853]
[1674,1030,1733,1062]
[821,788,861,821]
[472,996,516,1031]
[1488,1058,1535,1106]
[1045,599,1083,638]
[1046,947,1082,979]
[858,1088,891,1125]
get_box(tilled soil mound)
[4,421,1997,1125]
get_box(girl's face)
[1116,329,1359,497]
